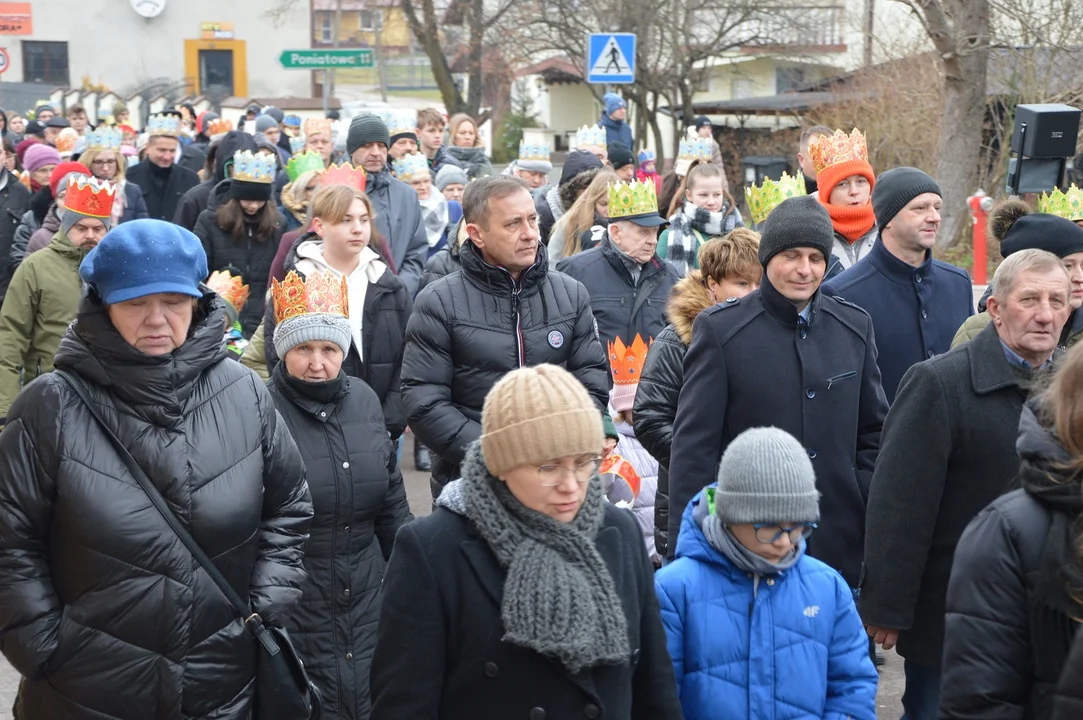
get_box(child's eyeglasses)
[751,522,817,544]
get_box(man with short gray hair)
[859,247,1072,719]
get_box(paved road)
[0,454,905,718]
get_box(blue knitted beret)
[80,218,208,305]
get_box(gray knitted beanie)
[757,194,834,266]
[872,167,941,230]
[347,114,391,155]
[715,427,820,524]
[273,313,352,359]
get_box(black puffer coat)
[0,290,312,720]
[268,364,411,720]
[402,239,610,497]
[940,404,1082,719]
[418,236,462,294]
[194,180,285,336]
[0,169,31,301]
[1054,630,1083,719]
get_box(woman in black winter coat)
[632,230,761,556]
[940,343,1083,719]
[267,268,412,719]
[194,149,284,337]
[1054,630,1083,719]
[0,218,312,720]
[371,364,682,720]
[263,184,410,440]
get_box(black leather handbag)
[56,370,321,720]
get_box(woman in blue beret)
[0,218,314,720]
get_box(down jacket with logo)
[402,239,610,496]
[655,488,878,720]
[0,291,313,720]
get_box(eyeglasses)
[91,159,117,167]
[534,457,602,487]
[752,522,817,544]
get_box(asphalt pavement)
[0,449,905,718]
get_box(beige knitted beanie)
[481,364,604,476]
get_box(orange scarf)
[824,201,876,242]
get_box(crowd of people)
[0,91,1079,720]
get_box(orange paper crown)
[318,162,367,192]
[206,270,250,315]
[809,128,869,174]
[304,117,334,139]
[608,334,650,385]
[206,118,233,137]
[65,176,117,219]
[600,453,642,502]
[271,270,349,325]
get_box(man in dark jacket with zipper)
[667,195,888,588]
[126,116,199,223]
[402,176,611,501]
[823,167,974,403]
[556,180,677,349]
[0,142,31,302]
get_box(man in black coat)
[402,176,611,501]
[860,248,1072,720]
[126,116,199,223]
[0,143,31,302]
[556,180,677,350]
[667,195,888,589]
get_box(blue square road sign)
[587,33,636,84]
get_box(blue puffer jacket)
[654,488,877,720]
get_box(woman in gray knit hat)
[370,364,682,720]
[655,426,878,719]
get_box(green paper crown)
[745,171,806,225]
[1038,184,1083,222]
[286,150,326,183]
[608,180,659,220]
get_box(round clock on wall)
[131,0,166,18]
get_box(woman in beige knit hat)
[370,364,683,720]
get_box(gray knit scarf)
[695,493,803,575]
[438,442,631,673]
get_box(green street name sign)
[279,49,375,69]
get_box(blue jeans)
[902,660,941,720]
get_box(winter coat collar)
[47,230,91,263]
[667,271,715,345]
[459,237,549,297]
[759,274,822,328]
[600,235,664,287]
[599,114,625,134]
[969,320,1040,395]
[271,360,349,421]
[866,236,933,285]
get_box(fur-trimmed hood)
[667,269,715,345]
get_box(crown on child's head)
[809,128,868,174]
[745,171,807,225]
[206,270,250,315]
[1038,184,1083,222]
[231,150,277,184]
[608,334,650,386]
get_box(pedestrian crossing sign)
[587,33,636,84]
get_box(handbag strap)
[54,370,276,649]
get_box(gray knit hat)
[435,164,468,190]
[347,113,390,155]
[254,115,279,134]
[757,194,834,266]
[273,313,352,359]
[872,167,941,230]
[715,427,820,524]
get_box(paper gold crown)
[206,118,234,138]
[303,117,334,139]
[271,270,350,325]
[66,176,117,219]
[608,180,660,221]
[1038,184,1083,221]
[809,128,868,174]
[677,138,713,162]
[575,125,607,149]
[286,150,325,182]
[231,150,277,184]
[608,335,650,386]
[55,128,79,155]
[318,162,367,192]
[518,141,551,163]
[206,270,250,315]
[85,126,122,153]
[746,171,808,225]
[386,110,417,138]
[393,153,430,183]
[146,113,181,138]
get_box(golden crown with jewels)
[745,171,807,225]
[809,128,868,174]
[608,180,660,221]
[231,150,277,184]
[1038,184,1083,222]
[271,270,349,325]
[206,270,250,316]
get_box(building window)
[360,10,374,30]
[23,41,68,85]
[732,78,753,100]
[319,13,333,43]
[776,67,806,94]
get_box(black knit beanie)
[608,143,635,170]
[758,194,835,266]
[871,167,942,229]
[347,114,390,155]
[1001,214,1083,258]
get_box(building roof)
[223,96,343,111]
[691,90,874,116]
[515,56,583,84]
[312,0,397,9]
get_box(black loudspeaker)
[1011,104,1081,158]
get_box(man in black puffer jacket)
[402,176,611,501]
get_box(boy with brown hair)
[416,108,461,177]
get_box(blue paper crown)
[290,136,305,154]
[146,113,181,138]
[393,153,430,182]
[232,150,277,184]
[86,126,122,152]
[387,110,417,138]
[518,141,551,162]
[678,137,713,162]
[638,149,655,164]
[575,125,607,149]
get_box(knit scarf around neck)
[667,201,733,276]
[437,442,631,673]
[697,490,804,575]
[825,201,876,243]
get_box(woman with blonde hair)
[548,169,619,261]
[278,168,321,231]
[446,113,492,180]
[78,128,149,225]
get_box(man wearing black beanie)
[823,166,974,402]
[668,193,889,599]
[344,113,427,295]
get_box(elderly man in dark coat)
[667,195,888,589]
[860,248,1073,720]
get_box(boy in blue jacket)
[655,427,877,719]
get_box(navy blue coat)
[824,239,973,403]
[667,279,889,585]
[119,182,149,224]
[601,113,634,150]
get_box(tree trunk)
[466,0,485,116]
[399,0,465,114]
